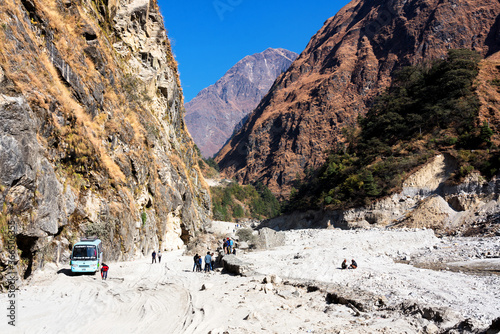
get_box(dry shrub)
[125,112,145,144]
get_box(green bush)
[85,221,108,239]
[236,228,257,243]
[479,121,494,146]
[203,157,220,171]
[232,204,244,218]
[360,49,481,149]
[210,182,280,221]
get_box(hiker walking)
[158,250,162,263]
[100,263,109,280]
[152,250,157,264]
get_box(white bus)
[70,237,103,274]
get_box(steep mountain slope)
[216,0,500,197]
[477,51,500,133]
[185,48,297,158]
[0,0,210,281]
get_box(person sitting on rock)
[348,259,357,269]
[341,259,347,269]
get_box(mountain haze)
[185,48,298,158]
[216,0,500,197]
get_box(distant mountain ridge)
[216,0,500,197]
[185,48,298,157]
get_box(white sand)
[1,229,499,334]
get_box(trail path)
[1,230,499,334]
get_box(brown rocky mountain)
[216,0,500,197]
[185,48,297,158]
[0,0,210,280]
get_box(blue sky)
[159,0,350,102]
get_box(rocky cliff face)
[185,48,297,158]
[216,0,500,197]
[263,154,500,237]
[0,0,210,282]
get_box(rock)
[238,241,249,250]
[277,290,294,299]
[399,301,463,327]
[444,318,483,333]
[377,295,388,307]
[264,283,274,293]
[326,287,385,312]
[486,317,500,334]
[222,255,252,276]
[208,329,225,334]
[270,274,282,284]
[201,283,213,291]
[244,311,261,321]
[255,228,286,249]
[424,323,439,334]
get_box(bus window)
[72,245,97,260]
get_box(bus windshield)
[72,245,97,260]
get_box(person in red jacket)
[101,263,109,280]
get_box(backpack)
[229,239,234,246]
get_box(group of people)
[223,237,235,255]
[341,259,357,269]
[151,250,162,263]
[193,252,217,272]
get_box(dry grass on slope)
[477,51,500,147]
[0,0,137,185]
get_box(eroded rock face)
[185,48,298,158]
[261,154,500,236]
[0,0,210,282]
[216,0,500,197]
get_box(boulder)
[255,228,286,249]
[222,254,252,276]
